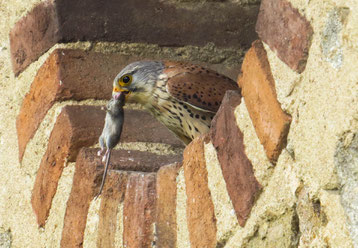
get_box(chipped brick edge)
[210,90,262,226]
[156,162,182,247]
[31,105,104,227]
[256,0,313,73]
[183,134,217,246]
[238,40,292,162]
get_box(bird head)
[112,61,164,104]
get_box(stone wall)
[0,0,357,247]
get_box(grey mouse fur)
[96,93,125,198]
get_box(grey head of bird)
[112,61,164,106]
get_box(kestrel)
[112,61,240,144]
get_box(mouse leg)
[95,149,112,199]
[102,152,107,163]
[97,148,105,157]
[98,135,106,157]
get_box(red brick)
[61,148,181,247]
[156,162,182,247]
[256,0,313,73]
[97,171,129,247]
[17,49,60,163]
[32,111,182,226]
[9,1,59,76]
[16,49,134,162]
[31,105,105,227]
[183,135,217,247]
[30,102,182,226]
[60,148,101,248]
[10,0,259,75]
[238,40,292,162]
[109,150,182,173]
[123,172,157,248]
[16,49,185,162]
[210,90,262,227]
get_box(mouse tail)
[95,149,112,199]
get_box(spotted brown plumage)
[112,61,240,145]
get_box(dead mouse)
[96,92,125,198]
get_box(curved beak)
[113,86,131,100]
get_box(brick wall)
[1,0,357,247]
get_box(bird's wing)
[164,62,239,112]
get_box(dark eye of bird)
[122,76,130,83]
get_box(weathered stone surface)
[296,187,328,246]
[335,132,358,246]
[238,40,291,163]
[321,7,349,69]
[16,48,186,162]
[156,162,182,247]
[204,142,240,244]
[320,190,354,247]
[256,0,313,73]
[210,90,262,226]
[183,135,217,247]
[224,152,300,247]
[246,208,300,247]
[123,172,157,248]
[10,0,259,75]
[0,229,12,248]
[97,171,129,248]
[176,167,191,247]
[31,105,104,227]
